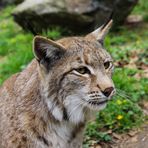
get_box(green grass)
[0,6,62,84]
[0,1,148,146]
[0,6,33,84]
[132,0,148,21]
[133,0,148,14]
[84,98,143,146]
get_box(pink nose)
[102,87,114,97]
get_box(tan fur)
[0,20,115,148]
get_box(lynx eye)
[75,67,90,75]
[104,61,112,69]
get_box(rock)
[12,0,139,34]
[0,0,23,7]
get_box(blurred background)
[0,0,147,147]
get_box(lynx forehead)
[0,20,115,148]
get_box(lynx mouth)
[88,99,108,106]
[84,99,109,110]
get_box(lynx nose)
[102,87,114,97]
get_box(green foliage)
[0,6,61,85]
[96,98,143,131]
[113,68,147,102]
[84,98,143,145]
[133,0,148,17]
[0,6,33,83]
[42,27,62,40]
[132,0,148,22]
[85,122,112,141]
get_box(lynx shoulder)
[0,20,116,148]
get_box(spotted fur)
[0,20,115,148]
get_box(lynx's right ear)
[86,19,113,44]
[33,36,66,69]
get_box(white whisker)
[116,93,130,100]
[116,89,131,99]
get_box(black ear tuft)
[101,11,114,31]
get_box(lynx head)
[33,20,116,123]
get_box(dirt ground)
[94,122,148,148]
[108,124,148,148]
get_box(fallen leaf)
[128,131,138,137]
[134,69,148,80]
[112,133,122,140]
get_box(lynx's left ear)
[86,20,113,44]
[33,36,66,70]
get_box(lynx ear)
[33,36,65,68]
[86,20,113,43]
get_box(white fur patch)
[47,100,63,121]
[64,95,85,124]
[52,106,63,121]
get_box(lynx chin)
[0,20,116,148]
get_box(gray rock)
[0,0,23,7]
[12,0,138,34]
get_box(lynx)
[0,20,116,148]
